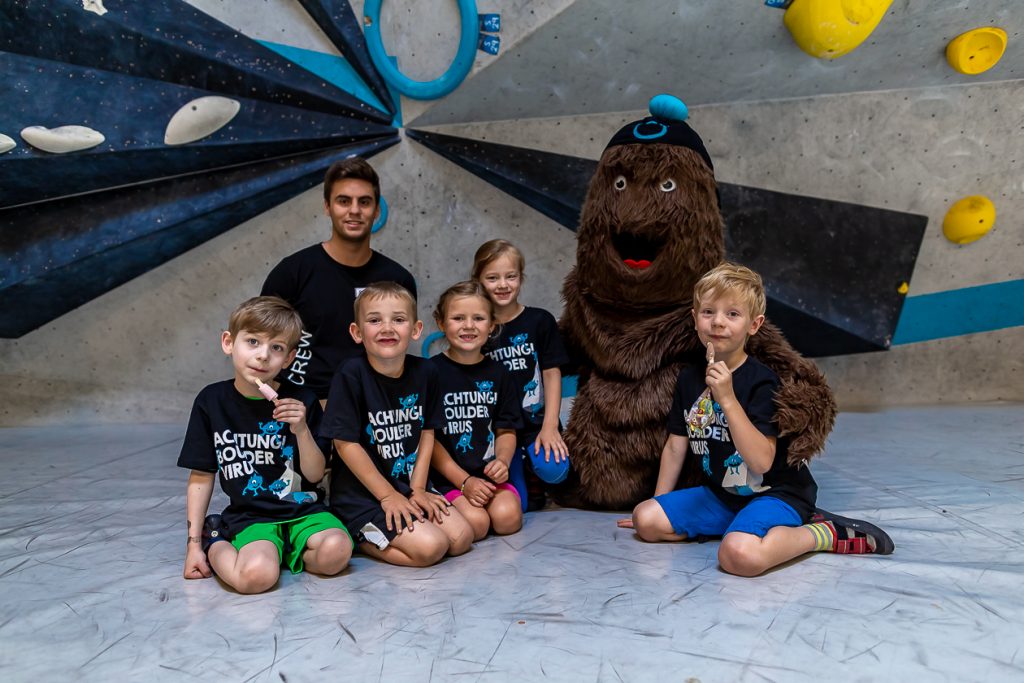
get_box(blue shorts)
[654,486,801,539]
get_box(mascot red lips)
[557,95,836,510]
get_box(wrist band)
[460,475,472,492]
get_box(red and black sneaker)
[812,508,895,555]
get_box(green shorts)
[231,512,353,574]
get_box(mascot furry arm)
[557,96,836,510]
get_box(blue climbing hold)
[364,0,479,100]
[371,195,388,233]
[649,94,689,122]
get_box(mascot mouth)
[611,232,664,270]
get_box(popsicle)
[706,341,715,365]
[254,378,278,402]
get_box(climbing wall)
[0,0,1019,425]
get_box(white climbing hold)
[0,134,15,154]
[164,96,241,145]
[20,125,105,153]
[82,0,108,16]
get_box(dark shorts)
[231,512,352,574]
[654,486,801,539]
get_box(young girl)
[429,281,523,539]
[473,240,570,511]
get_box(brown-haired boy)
[179,296,352,593]
[621,263,893,576]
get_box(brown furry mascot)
[558,95,836,510]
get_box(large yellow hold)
[945,27,1007,75]
[943,195,996,245]
[784,0,893,59]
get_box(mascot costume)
[558,95,837,510]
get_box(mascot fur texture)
[557,98,836,510]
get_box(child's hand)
[463,476,496,507]
[705,361,737,405]
[534,427,568,463]
[183,544,212,579]
[410,488,450,523]
[273,398,308,436]
[616,517,634,529]
[483,458,509,484]
[380,492,425,532]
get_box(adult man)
[262,158,417,402]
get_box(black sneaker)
[202,514,229,554]
[812,508,895,555]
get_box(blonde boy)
[621,263,892,576]
[320,282,474,566]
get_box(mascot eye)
[613,176,627,191]
[659,178,677,192]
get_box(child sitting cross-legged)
[179,296,352,594]
[619,263,893,576]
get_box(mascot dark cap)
[605,94,714,173]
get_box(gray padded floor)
[1,405,1022,682]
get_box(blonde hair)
[693,262,766,318]
[471,239,526,281]
[353,281,418,321]
[433,281,496,323]
[228,296,304,349]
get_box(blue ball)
[527,442,570,484]
[649,94,688,122]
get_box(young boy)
[320,282,474,566]
[179,296,352,593]
[621,263,893,576]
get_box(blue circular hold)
[633,121,668,140]
[371,195,388,234]
[364,0,478,100]
[649,94,689,122]
[421,331,445,357]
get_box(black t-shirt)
[430,353,523,492]
[320,355,443,507]
[666,357,817,520]
[261,245,417,398]
[177,380,329,536]
[483,306,568,445]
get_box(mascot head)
[576,94,725,311]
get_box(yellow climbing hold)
[897,282,909,295]
[783,0,893,59]
[943,195,996,245]
[946,27,1007,75]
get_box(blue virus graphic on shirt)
[475,380,494,393]
[258,420,284,436]
[702,453,712,477]
[242,473,266,496]
[389,450,418,479]
[456,432,473,453]
[399,394,419,409]
[724,453,743,475]
[366,423,375,444]
[510,333,529,346]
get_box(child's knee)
[443,515,475,556]
[401,524,449,566]
[236,556,280,594]
[718,535,766,577]
[489,494,523,535]
[312,530,353,574]
[632,500,668,542]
